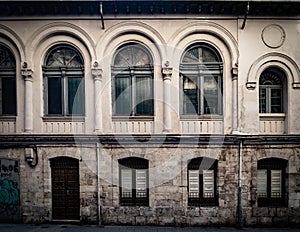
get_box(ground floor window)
[188,157,218,206]
[257,157,288,207]
[119,157,149,206]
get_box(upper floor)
[0,1,299,135]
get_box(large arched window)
[112,43,154,116]
[0,44,16,115]
[43,45,84,116]
[259,67,285,114]
[180,44,223,115]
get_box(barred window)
[257,158,288,207]
[119,157,149,206]
[0,44,16,115]
[43,45,85,116]
[188,157,218,206]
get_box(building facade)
[0,0,300,226]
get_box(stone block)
[276,208,288,217]
[135,216,146,225]
[158,216,175,226]
[258,216,272,225]
[273,216,289,226]
[252,207,268,217]
[146,216,157,225]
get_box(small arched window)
[119,157,149,206]
[257,158,288,207]
[187,157,218,206]
[259,67,285,114]
[0,44,16,115]
[180,44,223,115]
[43,45,84,116]
[112,43,154,116]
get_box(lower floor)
[0,135,299,226]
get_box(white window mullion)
[189,170,199,198]
[203,170,214,198]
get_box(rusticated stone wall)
[0,142,299,226]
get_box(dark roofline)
[0,1,299,17]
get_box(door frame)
[50,156,80,221]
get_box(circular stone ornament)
[262,24,286,48]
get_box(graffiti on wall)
[0,159,20,222]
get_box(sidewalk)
[0,224,300,232]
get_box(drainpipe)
[96,142,101,226]
[237,139,243,227]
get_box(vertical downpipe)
[96,142,101,226]
[237,139,243,227]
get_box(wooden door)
[51,157,79,220]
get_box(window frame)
[259,68,284,114]
[112,43,154,117]
[42,45,85,116]
[119,157,149,206]
[187,157,218,207]
[0,44,16,116]
[257,158,288,207]
[180,44,223,116]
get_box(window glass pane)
[1,77,16,115]
[259,88,267,113]
[188,170,199,198]
[115,77,131,115]
[48,78,62,114]
[203,170,214,198]
[68,77,84,115]
[271,89,282,113]
[121,169,132,198]
[135,77,153,115]
[183,76,198,114]
[203,76,219,114]
[182,46,220,63]
[46,47,83,67]
[114,44,152,67]
[136,169,147,198]
[257,169,267,198]
[271,170,282,198]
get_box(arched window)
[112,43,154,116]
[187,157,218,206]
[257,158,288,207]
[259,67,285,114]
[119,157,149,206]
[0,44,16,115]
[180,44,223,115]
[43,45,84,116]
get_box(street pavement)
[0,224,300,232]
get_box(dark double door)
[51,157,80,220]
